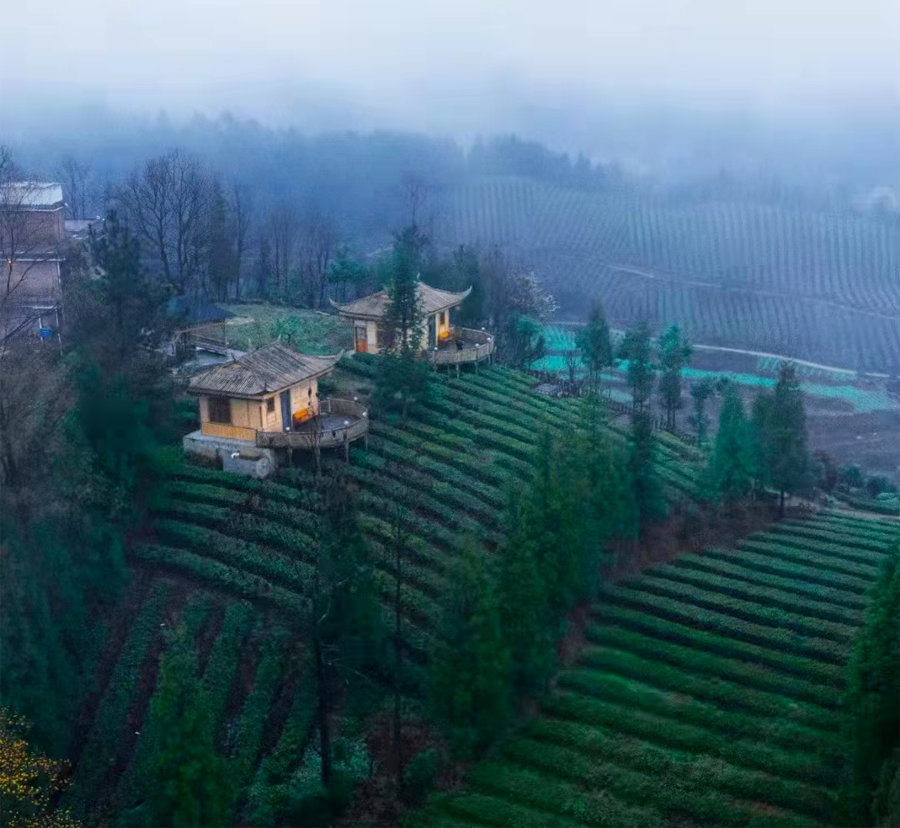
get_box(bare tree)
[229,182,253,301]
[297,210,338,308]
[56,155,92,220]
[401,171,428,227]
[266,204,298,300]
[117,149,213,294]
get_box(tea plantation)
[58,363,704,822]
[416,512,900,827]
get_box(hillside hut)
[183,342,367,474]
[330,281,493,368]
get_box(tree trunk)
[314,632,333,790]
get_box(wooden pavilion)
[330,280,494,368]
[183,343,367,471]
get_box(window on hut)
[208,396,232,424]
[266,397,275,415]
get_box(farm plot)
[417,514,899,827]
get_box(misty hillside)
[430,176,900,371]
[8,115,899,372]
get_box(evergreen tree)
[382,225,426,353]
[375,226,431,423]
[504,314,545,370]
[429,538,510,758]
[618,320,655,413]
[144,626,229,828]
[497,489,555,695]
[529,430,584,614]
[207,180,237,301]
[449,245,484,326]
[707,384,754,507]
[658,325,693,429]
[770,363,809,515]
[575,302,613,390]
[689,378,716,446]
[327,251,369,302]
[86,211,167,356]
[628,409,666,534]
[750,389,775,490]
[576,393,640,559]
[308,467,383,791]
[754,363,809,516]
[0,526,77,757]
[840,547,900,826]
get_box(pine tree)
[207,180,237,302]
[690,378,716,446]
[376,226,431,423]
[618,320,655,413]
[306,465,382,791]
[429,537,510,758]
[145,626,229,828]
[771,363,809,515]
[382,226,426,354]
[629,409,666,534]
[87,211,167,356]
[708,383,754,507]
[575,301,613,390]
[750,389,774,490]
[658,325,693,429]
[530,430,583,614]
[755,363,809,516]
[497,489,554,695]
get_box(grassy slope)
[219,304,353,354]
[66,362,705,822]
[416,513,900,828]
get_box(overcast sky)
[2,0,898,120]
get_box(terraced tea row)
[63,585,317,827]
[418,514,899,827]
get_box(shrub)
[403,746,441,804]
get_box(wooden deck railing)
[256,399,368,450]
[431,328,494,365]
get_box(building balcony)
[431,327,494,365]
[255,398,368,450]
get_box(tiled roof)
[331,282,472,319]
[2,260,61,305]
[0,182,65,210]
[167,295,234,328]
[188,342,342,398]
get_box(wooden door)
[280,390,292,431]
[355,324,368,353]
